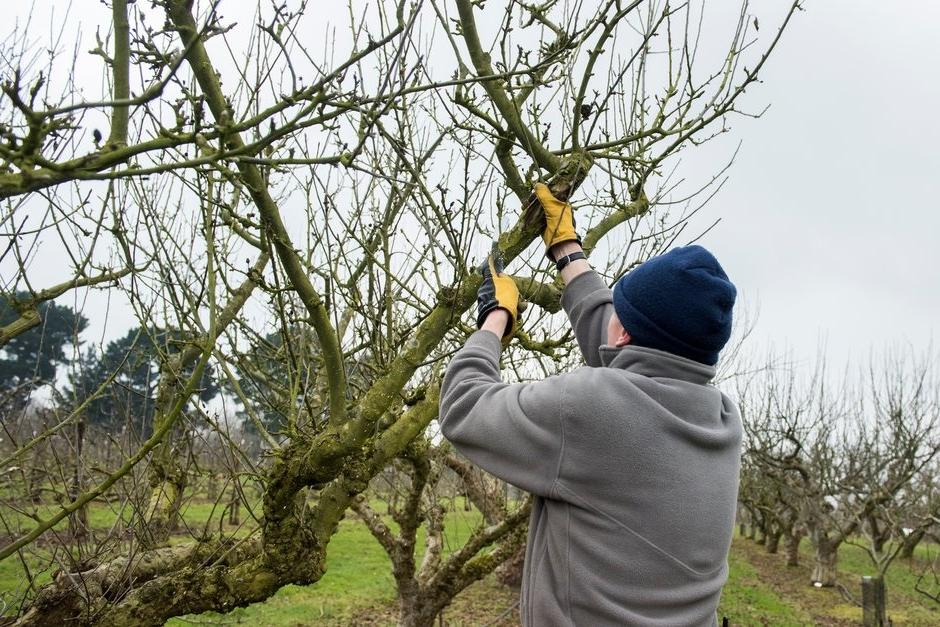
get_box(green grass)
[717,543,813,626]
[0,553,51,606]
[0,488,243,538]
[725,534,940,626]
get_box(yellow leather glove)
[535,182,580,259]
[476,251,519,339]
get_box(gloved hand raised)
[476,250,518,340]
[535,182,580,260]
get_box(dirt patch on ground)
[441,577,520,626]
[346,576,520,626]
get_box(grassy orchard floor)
[175,527,940,626]
[1,496,939,625]
[737,536,940,625]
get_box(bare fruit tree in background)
[738,349,939,606]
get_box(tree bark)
[28,465,43,504]
[495,543,526,590]
[783,530,804,567]
[870,525,887,555]
[861,576,887,627]
[206,473,220,501]
[899,528,925,560]
[16,538,261,626]
[765,530,781,554]
[140,466,186,548]
[68,415,90,539]
[397,586,443,627]
[228,491,241,526]
[811,539,839,587]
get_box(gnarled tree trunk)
[783,529,804,567]
[899,528,925,560]
[765,529,781,554]
[811,537,840,587]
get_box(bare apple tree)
[0,0,802,624]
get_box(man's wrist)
[553,241,591,285]
[480,308,511,338]
[555,250,586,272]
[549,241,583,261]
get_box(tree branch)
[165,0,348,424]
[106,0,130,146]
[455,0,559,172]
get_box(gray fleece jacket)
[439,270,742,627]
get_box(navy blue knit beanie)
[612,245,736,366]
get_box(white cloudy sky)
[677,0,940,367]
[3,1,937,371]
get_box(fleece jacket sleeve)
[439,330,565,498]
[561,269,615,367]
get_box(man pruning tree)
[439,184,741,626]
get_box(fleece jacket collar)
[597,344,716,385]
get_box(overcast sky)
[685,0,940,367]
[3,1,938,372]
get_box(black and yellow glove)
[534,182,580,259]
[476,250,519,339]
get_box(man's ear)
[614,328,631,348]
